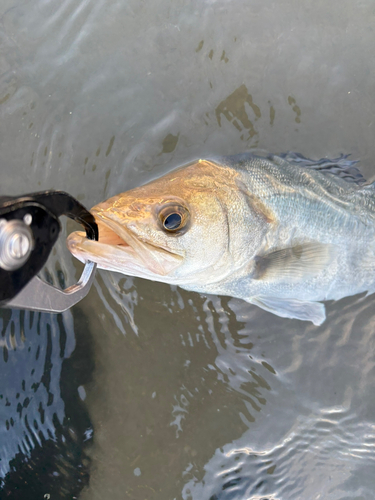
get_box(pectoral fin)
[249,296,326,325]
[253,243,334,281]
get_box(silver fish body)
[67,152,375,325]
[200,153,375,323]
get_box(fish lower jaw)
[66,229,185,279]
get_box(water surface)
[1,0,375,498]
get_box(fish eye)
[158,203,190,234]
[163,212,182,230]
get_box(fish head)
[67,160,268,287]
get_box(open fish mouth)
[66,211,184,278]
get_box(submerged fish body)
[67,152,375,325]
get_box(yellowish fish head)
[67,160,253,287]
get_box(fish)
[67,152,375,325]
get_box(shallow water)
[1,0,375,498]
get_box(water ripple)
[0,309,75,480]
[181,294,375,499]
[182,407,375,499]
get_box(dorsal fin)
[277,152,366,185]
[218,151,366,185]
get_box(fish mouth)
[66,211,184,278]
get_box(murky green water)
[1,0,375,498]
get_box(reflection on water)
[182,294,375,499]
[1,0,375,498]
[77,274,375,499]
[183,408,375,499]
[0,308,94,499]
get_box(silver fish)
[67,152,375,325]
